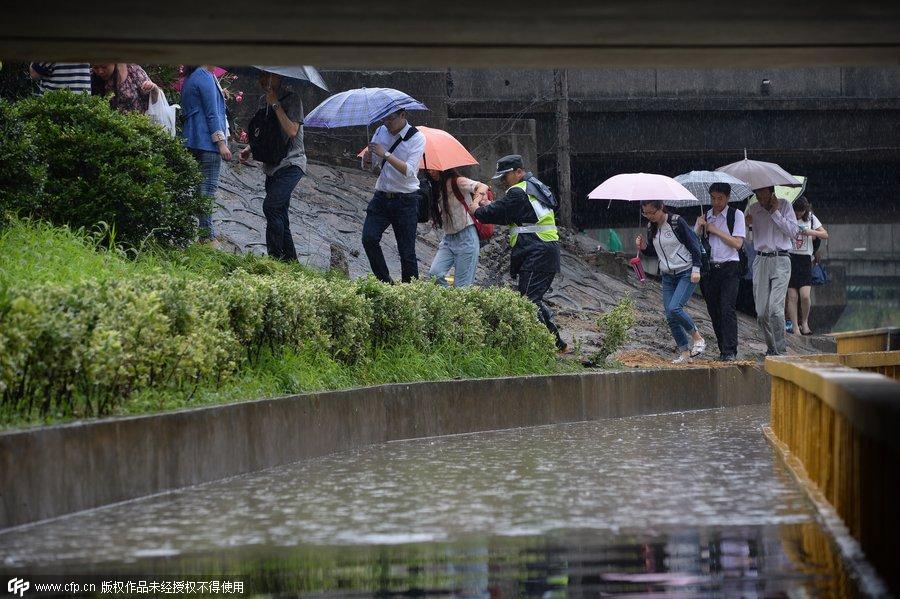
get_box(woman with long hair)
[786,196,828,335]
[426,168,489,287]
[91,63,160,114]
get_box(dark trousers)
[518,270,565,349]
[263,166,304,262]
[700,261,741,356]
[362,191,420,283]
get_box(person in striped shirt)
[29,63,92,94]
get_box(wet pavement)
[0,405,860,596]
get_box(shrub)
[0,221,560,425]
[592,296,636,366]
[0,100,47,217]
[7,91,208,247]
[356,276,427,348]
[462,284,555,355]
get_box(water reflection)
[65,524,849,597]
[0,405,860,595]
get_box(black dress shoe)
[722,354,737,362]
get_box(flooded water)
[0,405,860,596]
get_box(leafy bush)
[4,91,208,247]
[0,221,558,425]
[592,296,636,366]
[0,100,47,216]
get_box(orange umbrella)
[358,126,478,171]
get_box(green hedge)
[0,92,208,248]
[0,222,556,423]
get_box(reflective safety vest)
[508,180,559,247]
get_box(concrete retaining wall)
[0,366,770,529]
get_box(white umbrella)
[670,171,754,208]
[716,151,801,190]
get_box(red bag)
[450,178,494,241]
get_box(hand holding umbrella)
[588,173,697,283]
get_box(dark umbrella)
[227,65,328,91]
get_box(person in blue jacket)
[635,200,707,363]
[181,65,231,245]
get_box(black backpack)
[701,206,749,276]
[247,93,294,164]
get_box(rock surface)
[213,160,832,363]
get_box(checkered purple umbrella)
[303,87,427,129]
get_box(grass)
[1,220,571,429]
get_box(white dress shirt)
[371,122,426,194]
[747,198,800,252]
[704,206,746,263]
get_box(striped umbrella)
[668,171,754,207]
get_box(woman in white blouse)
[786,196,828,335]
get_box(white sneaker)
[690,338,706,357]
[672,354,692,364]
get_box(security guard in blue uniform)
[474,155,566,351]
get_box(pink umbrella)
[588,173,697,282]
[357,126,478,171]
[587,173,697,203]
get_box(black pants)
[362,191,420,283]
[518,270,565,349]
[262,166,304,262]
[700,261,741,356]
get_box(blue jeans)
[263,166,304,262]
[191,149,221,240]
[362,191,420,283]
[661,269,699,351]
[429,225,479,287]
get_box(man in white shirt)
[361,109,427,283]
[695,183,746,361]
[745,186,799,355]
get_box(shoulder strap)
[726,206,736,235]
[382,126,420,172]
[449,177,471,211]
[387,125,419,154]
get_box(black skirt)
[789,253,812,288]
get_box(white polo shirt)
[371,122,426,194]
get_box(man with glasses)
[362,109,427,283]
[745,186,799,356]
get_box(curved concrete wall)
[0,366,769,529]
